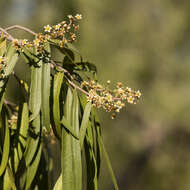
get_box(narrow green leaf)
[29,47,42,122]
[3,168,12,190]
[70,90,82,190]
[79,102,91,148]
[0,113,10,176]
[91,108,101,178]
[100,136,119,190]
[0,92,4,113]
[41,43,51,132]
[53,72,64,136]
[61,88,73,190]
[84,124,98,190]
[60,116,79,140]
[3,45,18,76]
[24,114,40,166]
[53,174,62,190]
[6,166,17,190]
[0,45,18,91]
[25,143,42,190]
[18,103,29,149]
[61,88,82,190]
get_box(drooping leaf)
[12,103,29,172]
[41,43,51,132]
[61,88,73,190]
[3,167,12,190]
[24,114,41,167]
[3,166,17,190]
[25,143,42,190]
[52,72,64,137]
[70,90,82,190]
[61,88,82,190]
[0,92,4,113]
[29,47,42,122]
[79,102,91,148]
[0,113,10,176]
[0,45,18,92]
[99,136,119,190]
[84,123,98,190]
[53,174,62,190]
[60,116,79,140]
[18,103,29,155]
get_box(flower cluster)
[81,80,141,118]
[12,14,82,53]
[0,55,7,78]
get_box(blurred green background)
[1,0,190,189]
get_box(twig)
[0,27,14,41]
[3,99,17,108]
[50,59,89,96]
[5,25,37,36]
[66,76,89,96]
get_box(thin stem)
[3,99,17,108]
[5,25,37,36]
[50,60,89,96]
[0,27,14,41]
[66,76,89,96]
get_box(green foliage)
[0,18,130,189]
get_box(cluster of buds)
[12,14,82,53]
[81,80,141,118]
[0,55,7,78]
[8,114,17,125]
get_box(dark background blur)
[1,0,190,189]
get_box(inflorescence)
[12,14,82,53]
[81,80,141,118]
[0,14,142,119]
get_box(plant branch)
[5,25,37,36]
[0,27,14,41]
[51,59,89,96]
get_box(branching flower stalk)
[0,14,142,190]
[0,14,141,119]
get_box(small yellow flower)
[21,39,28,45]
[71,33,76,41]
[26,43,32,48]
[105,93,113,102]
[68,15,73,19]
[54,24,61,30]
[44,25,52,33]
[127,96,134,104]
[75,14,82,20]
[33,38,40,46]
[135,90,141,98]
[126,87,132,92]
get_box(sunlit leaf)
[52,72,64,137]
[24,114,40,167]
[29,47,42,122]
[0,113,10,176]
[61,88,82,190]
[60,116,79,140]
[41,43,51,132]
[25,143,42,190]
[53,174,62,190]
